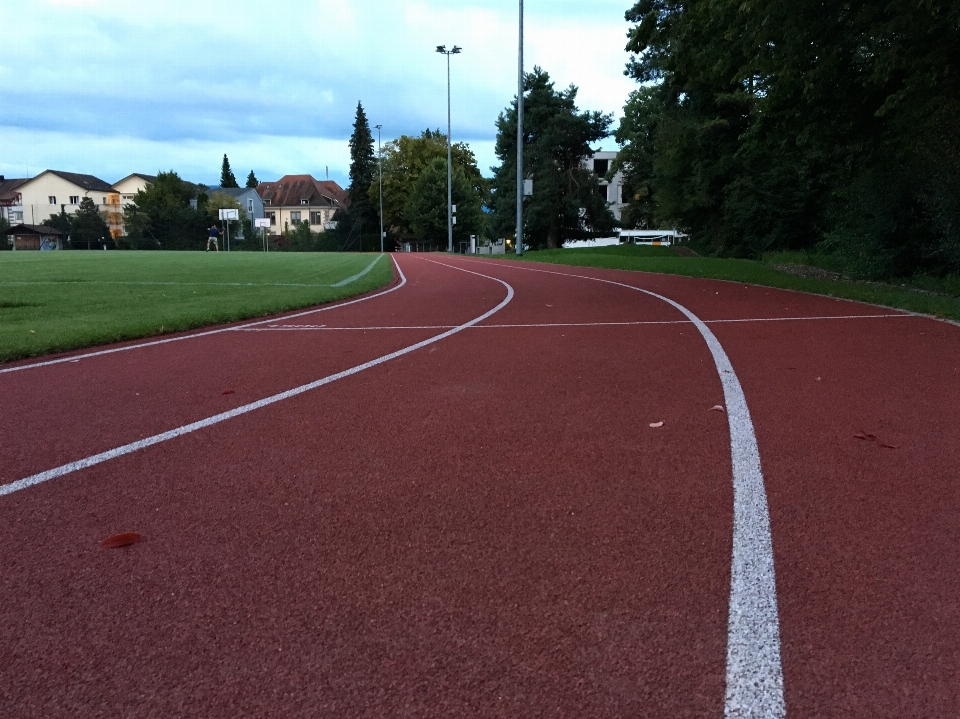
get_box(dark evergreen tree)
[246,170,258,188]
[346,102,378,231]
[69,197,112,249]
[220,154,239,188]
[490,67,615,249]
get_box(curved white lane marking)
[0,261,514,498]
[443,257,785,719]
[0,255,399,376]
[331,254,383,286]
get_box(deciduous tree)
[405,157,483,247]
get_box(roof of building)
[113,173,157,187]
[25,170,116,193]
[0,177,29,203]
[205,187,261,199]
[3,223,66,236]
[256,175,349,209]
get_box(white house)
[256,175,347,234]
[586,151,627,222]
[17,170,123,238]
[112,173,156,207]
[0,176,29,225]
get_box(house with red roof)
[255,175,348,234]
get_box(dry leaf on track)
[709,405,725,412]
[222,389,236,395]
[101,532,141,549]
[649,421,664,428]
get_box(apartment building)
[0,176,29,225]
[586,151,627,223]
[256,175,347,234]
[17,170,123,238]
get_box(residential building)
[198,187,265,222]
[586,151,626,223]
[17,170,123,238]
[0,176,29,225]
[256,175,348,234]
[112,173,156,207]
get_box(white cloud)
[0,0,638,181]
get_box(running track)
[1,255,957,718]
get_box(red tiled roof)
[256,175,349,209]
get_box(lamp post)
[516,0,524,256]
[374,123,384,253]
[436,44,461,253]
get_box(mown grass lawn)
[492,244,960,322]
[0,252,392,363]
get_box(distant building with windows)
[112,173,156,207]
[16,170,123,238]
[196,186,265,222]
[255,175,348,234]
[0,176,29,226]
[585,151,626,223]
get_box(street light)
[436,44,461,253]
[374,123,384,253]
[516,1,524,256]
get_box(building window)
[13,211,23,221]
[102,197,107,204]
[290,211,301,223]
[310,211,324,225]
[122,194,134,201]
[597,184,609,202]
[264,198,271,205]
[69,195,79,204]
[267,212,276,226]
[300,199,308,205]
[247,199,254,212]
[49,196,57,205]
[593,158,609,175]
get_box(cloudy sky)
[0,0,639,188]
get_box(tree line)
[615,0,960,279]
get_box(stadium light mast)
[436,44,461,253]
[375,123,384,253]
[516,0,524,256]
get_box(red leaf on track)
[709,405,725,412]
[101,532,141,549]
[222,389,235,395]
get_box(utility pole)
[516,0,524,256]
[436,45,461,253]
[375,123,384,253]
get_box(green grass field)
[494,245,960,322]
[0,252,393,363]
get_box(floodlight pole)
[375,123,384,253]
[516,0,524,256]
[436,45,461,253]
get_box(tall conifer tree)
[220,154,239,188]
[347,102,378,233]
[245,170,258,188]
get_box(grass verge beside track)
[0,252,392,362]
[492,245,960,322]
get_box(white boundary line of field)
[237,313,909,332]
[0,262,514,498]
[0,256,392,376]
[442,256,786,719]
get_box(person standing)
[207,224,221,252]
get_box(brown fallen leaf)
[649,421,664,428]
[854,433,877,441]
[101,532,141,549]
[709,405,725,412]
[880,443,898,449]
[222,389,235,395]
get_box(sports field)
[0,252,392,362]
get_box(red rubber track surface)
[1,255,957,717]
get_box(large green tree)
[490,67,615,250]
[619,0,960,276]
[371,129,486,239]
[347,102,378,231]
[405,157,484,247]
[124,171,208,250]
[69,197,112,249]
[220,154,239,188]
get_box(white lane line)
[0,263,514,498]
[0,255,400,376]
[331,254,383,286]
[237,313,909,332]
[441,257,786,719]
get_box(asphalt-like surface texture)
[1,254,957,718]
